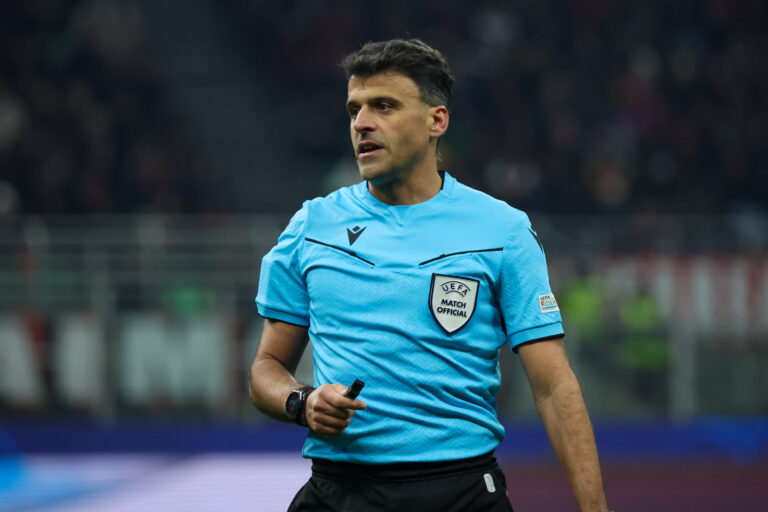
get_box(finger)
[315,414,351,430]
[305,402,351,426]
[310,393,356,420]
[347,399,367,411]
[313,424,346,436]
[310,414,351,435]
[324,386,367,411]
[306,386,345,416]
[313,401,354,420]
[328,397,366,411]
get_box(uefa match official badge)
[429,274,479,334]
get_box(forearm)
[535,369,608,512]
[248,356,307,422]
[248,318,311,422]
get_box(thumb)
[330,383,349,396]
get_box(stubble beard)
[359,165,390,185]
[357,143,432,186]
[357,155,396,185]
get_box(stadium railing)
[0,214,766,421]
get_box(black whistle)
[344,379,365,399]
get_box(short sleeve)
[255,204,310,326]
[499,215,564,350]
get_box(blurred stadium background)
[1,0,767,510]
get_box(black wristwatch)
[285,386,315,426]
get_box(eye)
[377,102,393,111]
[347,106,359,118]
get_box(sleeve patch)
[539,294,559,313]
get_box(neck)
[367,167,443,206]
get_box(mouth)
[357,140,383,158]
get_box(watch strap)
[292,385,315,426]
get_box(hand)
[304,383,367,435]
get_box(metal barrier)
[0,215,766,420]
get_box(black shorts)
[287,451,514,512]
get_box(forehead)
[346,71,422,103]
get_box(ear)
[427,105,449,138]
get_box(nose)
[353,106,375,133]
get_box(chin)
[358,164,392,183]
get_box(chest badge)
[429,274,480,334]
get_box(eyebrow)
[346,95,402,111]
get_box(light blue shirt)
[256,173,563,463]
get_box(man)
[250,39,609,512]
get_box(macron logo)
[347,225,366,245]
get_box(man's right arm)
[248,318,310,421]
[248,318,366,434]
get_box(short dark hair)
[340,39,454,109]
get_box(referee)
[250,39,609,512]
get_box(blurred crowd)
[2,1,766,421]
[2,0,767,216]
[237,0,768,215]
[0,0,219,218]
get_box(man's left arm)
[518,337,609,512]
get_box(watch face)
[286,390,302,417]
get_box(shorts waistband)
[311,451,498,482]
